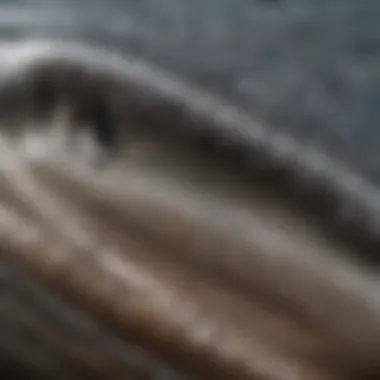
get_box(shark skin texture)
[0,1,379,379]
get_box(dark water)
[0,0,380,185]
